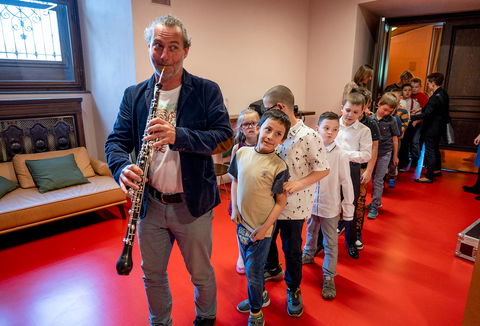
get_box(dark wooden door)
[436,15,480,152]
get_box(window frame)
[0,0,85,93]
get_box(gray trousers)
[303,215,340,278]
[371,151,392,209]
[138,194,217,326]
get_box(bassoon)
[116,67,165,275]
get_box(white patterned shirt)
[275,120,329,220]
[336,118,372,164]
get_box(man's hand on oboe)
[119,164,144,194]
[145,117,176,148]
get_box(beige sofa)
[0,147,127,234]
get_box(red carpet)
[0,170,478,326]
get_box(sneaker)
[264,265,284,282]
[355,239,364,250]
[237,290,270,313]
[322,276,336,300]
[366,203,382,210]
[286,288,303,317]
[367,208,378,219]
[302,253,314,264]
[355,231,364,250]
[248,311,265,326]
[388,179,396,188]
[337,220,345,235]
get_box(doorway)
[372,11,480,173]
[385,24,443,94]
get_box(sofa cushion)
[0,175,126,232]
[13,147,95,188]
[26,154,90,193]
[0,162,18,183]
[0,176,19,198]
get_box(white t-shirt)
[148,85,183,193]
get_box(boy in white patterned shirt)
[262,85,329,318]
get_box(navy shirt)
[369,114,401,156]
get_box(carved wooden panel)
[2,125,24,159]
[0,98,84,162]
[30,123,49,153]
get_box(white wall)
[306,0,375,116]
[78,0,136,160]
[131,0,310,115]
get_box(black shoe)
[193,316,215,326]
[264,265,284,282]
[433,170,442,177]
[348,246,359,259]
[463,185,480,195]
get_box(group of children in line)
[227,76,429,325]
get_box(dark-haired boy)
[230,109,291,326]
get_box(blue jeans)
[237,224,272,311]
[138,194,216,326]
[371,151,392,209]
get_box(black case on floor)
[455,218,480,262]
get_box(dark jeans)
[423,135,441,180]
[237,224,272,312]
[399,124,414,168]
[265,219,305,290]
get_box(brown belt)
[148,187,183,204]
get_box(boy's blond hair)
[378,92,398,109]
[342,91,365,107]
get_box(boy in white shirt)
[303,112,354,300]
[335,92,372,259]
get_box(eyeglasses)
[241,121,257,128]
[265,103,278,111]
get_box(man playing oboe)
[105,15,232,326]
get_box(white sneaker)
[355,239,364,250]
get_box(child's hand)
[360,170,372,184]
[250,226,267,242]
[231,208,241,224]
[283,181,304,195]
[474,134,480,145]
[393,156,399,166]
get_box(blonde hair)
[235,109,260,144]
[343,91,365,107]
[353,64,374,87]
[378,92,398,109]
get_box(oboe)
[116,67,165,276]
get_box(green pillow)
[0,176,19,198]
[25,154,90,193]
